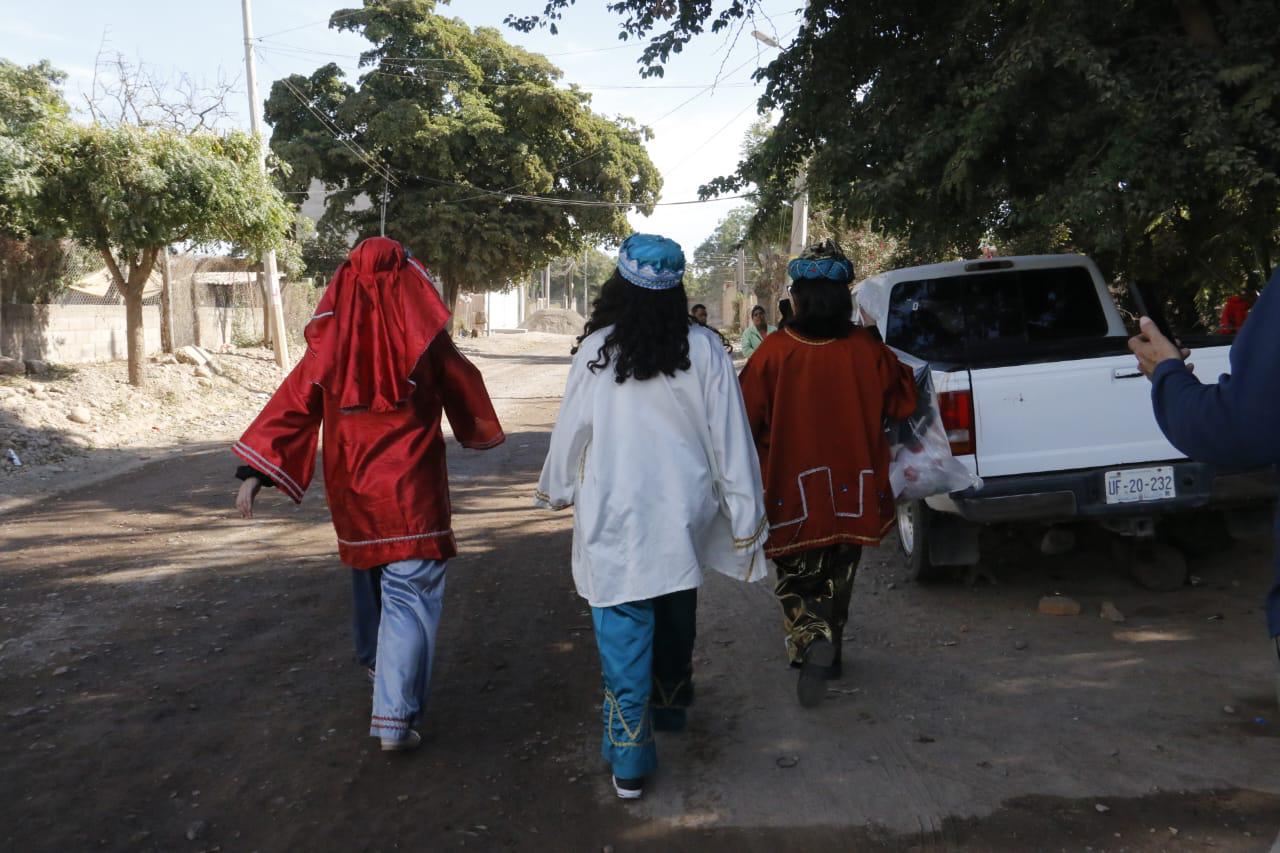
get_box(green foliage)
[300,220,354,282]
[535,0,1280,331]
[0,236,96,303]
[41,125,290,263]
[686,206,752,298]
[0,60,68,236]
[265,0,661,308]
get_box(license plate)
[1104,466,1176,504]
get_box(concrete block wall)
[1,304,162,363]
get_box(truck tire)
[896,500,948,582]
[1111,538,1188,591]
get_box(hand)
[236,476,263,519]
[1127,317,1191,379]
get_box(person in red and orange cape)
[738,239,917,708]
[232,236,504,751]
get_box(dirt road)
[2,334,1278,852]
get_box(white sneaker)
[380,729,422,752]
[612,775,644,800]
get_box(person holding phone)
[1129,268,1280,689]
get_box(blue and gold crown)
[617,233,685,290]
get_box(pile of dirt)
[521,307,585,336]
[0,347,292,489]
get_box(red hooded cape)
[234,237,505,568]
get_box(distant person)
[690,303,709,326]
[1217,293,1255,336]
[537,234,767,799]
[738,239,917,707]
[233,237,504,752]
[1129,268,1280,692]
[739,304,776,359]
[777,296,794,329]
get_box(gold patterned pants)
[773,544,863,665]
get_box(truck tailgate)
[969,344,1230,477]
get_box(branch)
[97,242,127,291]
[1177,0,1225,50]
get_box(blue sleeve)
[1150,271,1280,468]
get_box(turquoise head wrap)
[616,233,685,290]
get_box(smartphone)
[1127,280,1178,343]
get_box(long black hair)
[787,239,856,339]
[573,270,692,383]
[788,279,855,339]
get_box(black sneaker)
[612,775,645,800]
[824,658,844,681]
[652,708,687,732]
[797,639,835,708]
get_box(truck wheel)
[896,501,948,582]
[1113,538,1188,591]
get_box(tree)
[0,60,68,237]
[265,0,661,312]
[0,55,293,385]
[35,124,290,384]
[519,1,1280,330]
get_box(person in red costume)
[1218,293,1255,336]
[232,236,504,751]
[738,240,917,707]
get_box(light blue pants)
[368,559,446,740]
[592,601,658,780]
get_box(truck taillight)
[939,390,975,456]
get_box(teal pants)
[591,589,697,780]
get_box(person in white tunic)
[535,234,767,800]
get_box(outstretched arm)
[1137,275,1280,468]
[705,344,768,552]
[535,348,594,510]
[423,331,505,450]
[232,354,324,509]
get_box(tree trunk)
[102,246,160,387]
[258,273,272,347]
[1177,0,1224,49]
[441,275,461,333]
[125,286,146,386]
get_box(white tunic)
[535,325,768,608]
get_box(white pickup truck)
[854,254,1275,588]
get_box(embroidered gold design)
[765,518,896,558]
[603,689,653,748]
[784,328,837,346]
[533,488,573,511]
[733,515,769,550]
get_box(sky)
[0,0,803,256]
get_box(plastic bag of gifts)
[885,349,983,501]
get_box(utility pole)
[542,264,551,309]
[379,178,388,237]
[241,0,289,368]
[159,247,175,353]
[582,250,588,315]
[752,27,809,289]
[789,172,809,260]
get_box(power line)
[253,8,366,41]
[257,51,399,187]
[353,64,756,91]
[255,38,641,62]
[258,47,757,91]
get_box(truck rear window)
[885,267,1109,362]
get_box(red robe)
[738,326,917,558]
[234,238,504,569]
